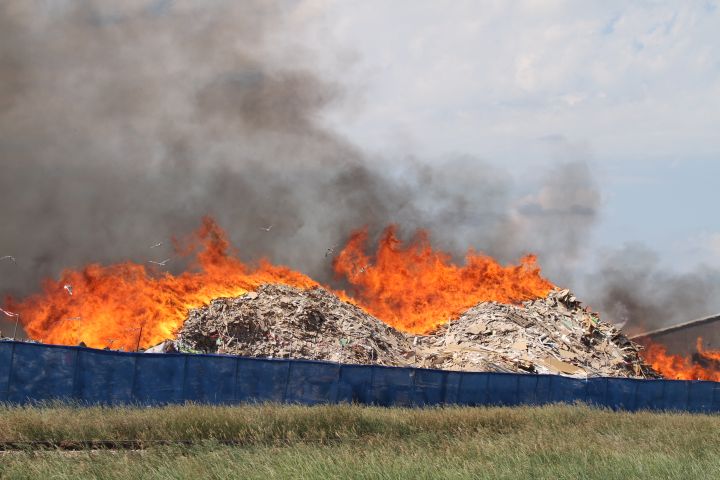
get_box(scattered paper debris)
[171,284,657,378]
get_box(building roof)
[630,313,720,339]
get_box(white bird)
[150,242,163,249]
[149,259,170,266]
[325,246,337,258]
[260,225,273,232]
[63,284,73,296]
[0,255,15,263]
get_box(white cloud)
[298,1,720,164]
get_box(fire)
[4,218,555,350]
[8,217,719,382]
[640,338,720,381]
[334,226,554,333]
[5,218,319,351]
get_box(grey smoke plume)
[585,245,720,335]
[2,1,710,338]
[0,0,597,298]
[0,0,411,297]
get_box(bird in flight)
[0,255,15,263]
[325,246,336,258]
[260,225,273,232]
[150,242,163,249]
[63,284,73,296]
[149,259,170,266]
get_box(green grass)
[1,403,719,479]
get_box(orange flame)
[5,218,555,350]
[640,338,720,381]
[5,218,319,351]
[334,226,555,333]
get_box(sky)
[297,0,720,272]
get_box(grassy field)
[1,403,719,479]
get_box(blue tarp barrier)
[1,340,718,412]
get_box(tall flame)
[4,218,555,350]
[7,217,720,381]
[5,218,319,351]
[334,226,554,333]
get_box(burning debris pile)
[170,284,657,378]
[415,289,658,378]
[177,284,410,366]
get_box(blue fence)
[2,341,719,412]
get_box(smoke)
[585,245,720,334]
[1,1,712,337]
[0,0,597,296]
[0,1,408,295]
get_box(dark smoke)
[0,0,593,296]
[1,1,714,337]
[0,0,412,297]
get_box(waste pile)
[177,284,410,366]
[415,289,659,378]
[168,284,658,378]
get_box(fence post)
[333,364,342,404]
[282,360,293,403]
[455,371,464,406]
[2,342,17,402]
[130,354,140,404]
[232,357,240,404]
[482,374,491,406]
[631,380,639,412]
[368,365,376,406]
[603,377,610,409]
[72,347,82,402]
[181,354,189,404]
[410,368,417,406]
